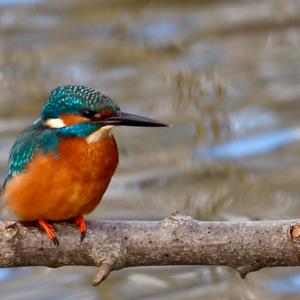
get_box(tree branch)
[1,213,300,286]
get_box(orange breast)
[4,135,119,221]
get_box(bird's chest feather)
[58,134,119,181]
[4,134,119,220]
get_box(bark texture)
[1,213,300,286]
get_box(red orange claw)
[38,219,59,246]
[74,215,87,242]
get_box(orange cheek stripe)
[60,114,89,126]
[100,109,113,118]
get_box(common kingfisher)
[3,85,167,246]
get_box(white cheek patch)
[86,125,114,144]
[44,118,66,128]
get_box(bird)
[3,85,168,246]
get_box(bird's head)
[40,85,168,139]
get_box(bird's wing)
[3,121,59,188]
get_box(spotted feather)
[3,119,59,187]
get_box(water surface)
[1,0,300,299]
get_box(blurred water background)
[2,0,300,299]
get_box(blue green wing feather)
[3,118,99,188]
[3,120,59,188]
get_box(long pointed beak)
[93,111,169,127]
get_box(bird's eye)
[81,109,96,118]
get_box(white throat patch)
[86,125,114,144]
[44,118,66,128]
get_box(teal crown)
[41,85,120,119]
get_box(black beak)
[93,111,169,127]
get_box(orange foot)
[74,215,87,242]
[38,218,59,247]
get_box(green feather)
[3,119,59,188]
[3,120,101,188]
[57,122,100,138]
[41,85,120,119]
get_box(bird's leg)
[74,215,87,242]
[38,218,59,247]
